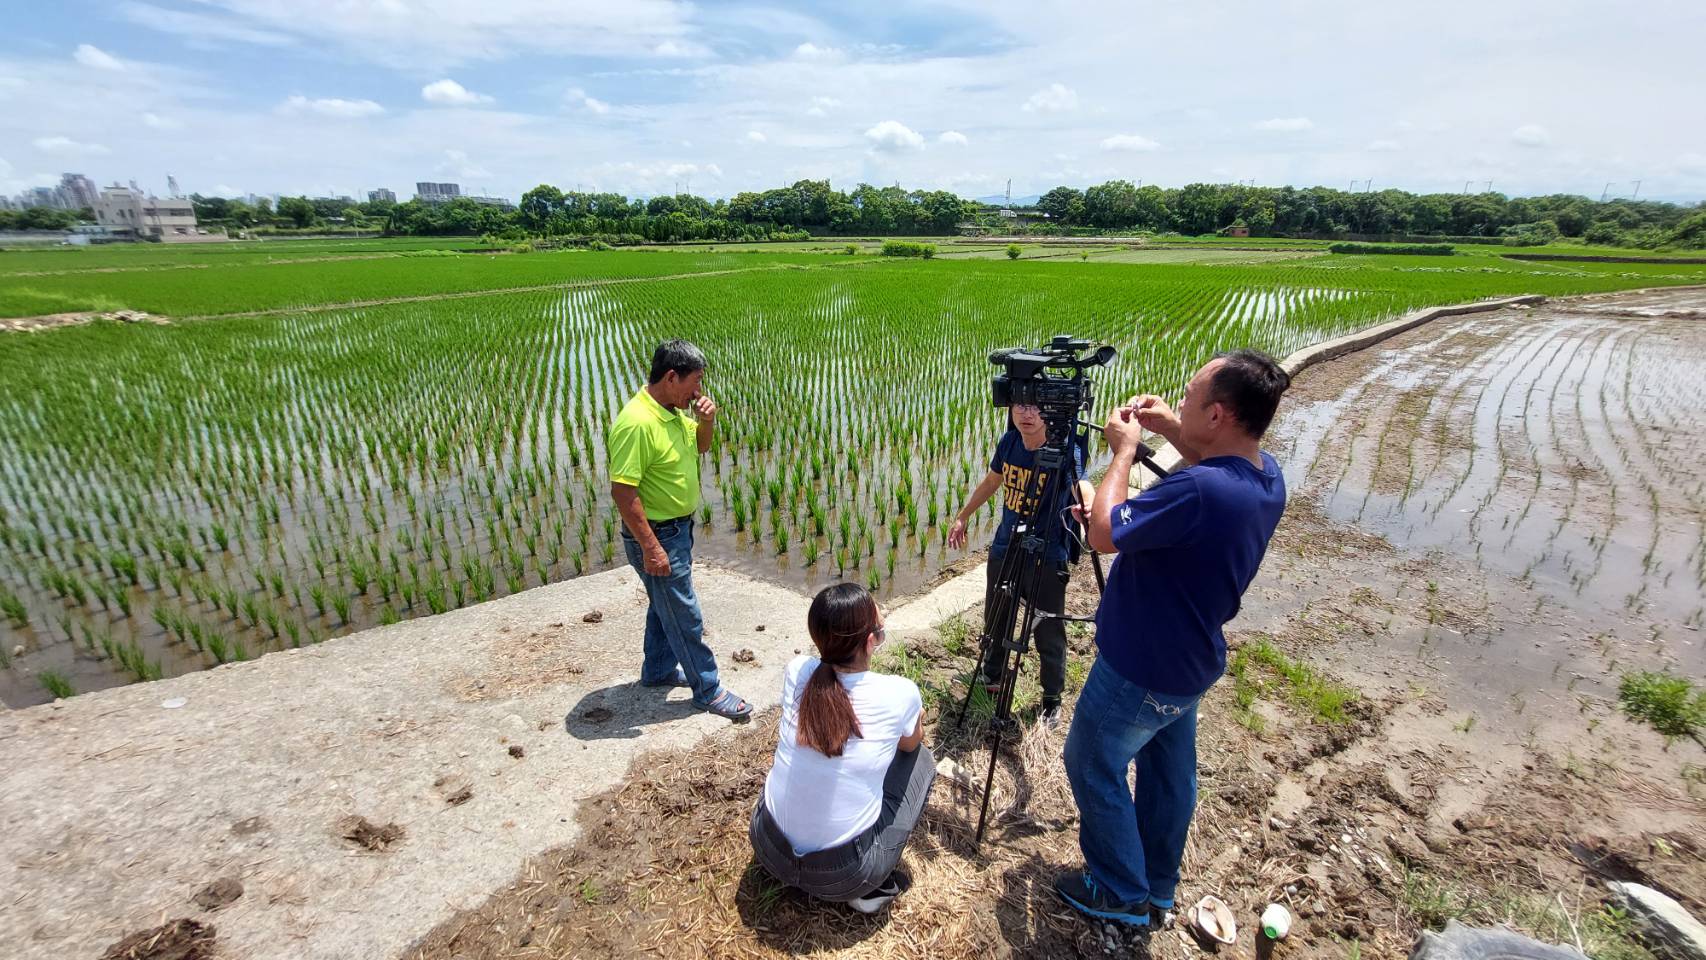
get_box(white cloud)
[1022,83,1078,113]
[141,112,183,130]
[564,87,610,114]
[32,136,111,156]
[74,44,125,71]
[421,78,492,106]
[652,40,707,58]
[865,120,924,152]
[278,95,383,118]
[938,130,968,146]
[1366,139,1400,152]
[805,96,841,117]
[745,130,767,143]
[1100,133,1159,152]
[1255,116,1313,132]
[1512,124,1550,147]
[212,183,244,197]
[436,149,490,180]
[794,42,839,60]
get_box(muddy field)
[402,289,1706,960]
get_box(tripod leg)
[973,641,1024,845]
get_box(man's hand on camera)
[693,393,718,420]
[947,517,968,550]
[1103,404,1146,455]
[643,545,672,577]
[1128,394,1179,435]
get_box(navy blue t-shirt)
[1094,452,1286,696]
[988,430,1089,566]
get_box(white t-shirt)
[762,654,924,855]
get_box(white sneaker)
[847,872,910,914]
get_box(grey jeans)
[749,744,937,902]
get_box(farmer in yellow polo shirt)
[608,339,750,720]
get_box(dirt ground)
[404,289,1706,960]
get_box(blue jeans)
[1063,657,1202,906]
[620,517,722,705]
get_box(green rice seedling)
[379,605,400,625]
[309,584,327,617]
[0,590,26,628]
[261,606,281,639]
[332,593,352,625]
[38,670,74,700]
[240,594,259,626]
[425,583,447,615]
[109,551,139,585]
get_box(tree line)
[15,177,1699,250]
[1033,182,1703,248]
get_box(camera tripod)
[955,418,1171,847]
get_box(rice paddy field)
[2,239,1704,706]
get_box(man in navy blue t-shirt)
[948,403,1093,724]
[1053,349,1290,928]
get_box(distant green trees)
[1022,181,1701,247]
[0,206,81,230]
[164,177,1704,250]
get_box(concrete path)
[0,564,828,960]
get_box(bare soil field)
[403,289,1706,960]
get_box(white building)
[415,181,461,203]
[369,187,397,204]
[59,173,100,209]
[93,184,205,241]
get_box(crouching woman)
[748,583,937,913]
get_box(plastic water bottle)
[1261,903,1292,940]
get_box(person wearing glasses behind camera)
[749,583,936,915]
[946,401,1095,728]
[1053,349,1290,929]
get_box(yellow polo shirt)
[608,388,701,521]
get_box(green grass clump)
[1229,638,1359,725]
[1618,670,1706,740]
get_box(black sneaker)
[848,871,912,914]
[1054,871,1150,927]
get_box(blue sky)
[3,1,1703,203]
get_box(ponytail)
[798,583,878,757]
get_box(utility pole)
[1463,181,1473,195]
[1631,179,1642,199]
[1601,182,1613,202]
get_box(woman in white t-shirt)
[748,582,937,913]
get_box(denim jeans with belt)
[620,516,722,705]
[1063,657,1203,907]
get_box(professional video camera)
[989,335,1117,421]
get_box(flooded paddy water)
[1273,287,1706,711]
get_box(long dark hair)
[797,583,878,757]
